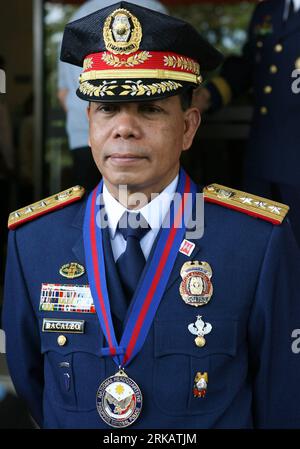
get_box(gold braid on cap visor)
[79,69,202,85]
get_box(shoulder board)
[8,185,85,230]
[203,183,289,225]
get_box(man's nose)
[112,111,142,139]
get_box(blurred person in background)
[194,0,300,246]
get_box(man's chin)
[104,173,145,189]
[104,160,143,178]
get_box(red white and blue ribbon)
[83,168,197,367]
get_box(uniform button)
[274,43,283,52]
[295,58,300,70]
[57,335,67,346]
[257,41,263,48]
[264,85,272,94]
[270,65,278,74]
[260,106,268,115]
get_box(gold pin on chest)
[59,263,85,279]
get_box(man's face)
[87,95,200,197]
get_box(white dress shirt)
[103,175,179,262]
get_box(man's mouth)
[107,153,147,164]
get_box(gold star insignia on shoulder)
[203,183,289,225]
[8,185,85,230]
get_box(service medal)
[96,369,142,428]
[179,261,213,307]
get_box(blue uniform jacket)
[207,0,300,186]
[3,188,300,428]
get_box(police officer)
[3,2,300,429]
[195,0,300,246]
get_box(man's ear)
[182,107,201,151]
[86,102,91,120]
[86,103,91,147]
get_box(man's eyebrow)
[138,101,165,107]
[93,102,119,108]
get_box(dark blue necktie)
[116,212,150,303]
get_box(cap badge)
[103,8,142,55]
[179,261,213,307]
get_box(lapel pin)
[179,239,195,257]
[193,372,208,398]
